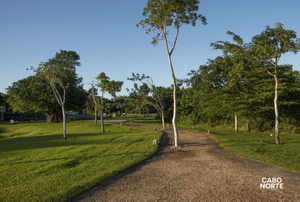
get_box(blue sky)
[1,0,300,98]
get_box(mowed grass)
[119,114,172,127]
[0,121,162,202]
[178,123,300,173]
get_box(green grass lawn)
[178,123,300,173]
[0,121,162,202]
[115,114,172,126]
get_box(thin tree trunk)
[44,113,53,123]
[157,109,159,123]
[235,113,238,133]
[94,107,97,125]
[167,52,179,147]
[92,84,97,125]
[100,108,104,132]
[164,34,179,147]
[101,89,105,132]
[49,82,66,139]
[274,67,280,144]
[62,105,67,140]
[246,116,251,132]
[162,109,165,129]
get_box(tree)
[90,82,100,125]
[0,93,6,107]
[96,72,123,132]
[147,79,167,128]
[7,74,87,123]
[251,23,300,144]
[0,92,9,121]
[184,56,240,127]
[137,0,207,147]
[34,50,82,140]
[128,73,166,127]
[127,73,151,120]
[113,96,126,115]
[212,23,300,144]
[85,85,98,117]
[6,76,59,122]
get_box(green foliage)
[127,73,151,116]
[252,22,300,59]
[150,85,173,122]
[34,50,81,95]
[34,50,82,106]
[7,50,88,122]
[94,72,123,114]
[206,23,300,138]
[0,93,7,107]
[179,54,300,131]
[6,76,61,122]
[0,122,162,201]
[137,0,206,46]
[96,72,123,98]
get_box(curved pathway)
[70,122,300,201]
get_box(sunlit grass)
[0,121,162,202]
[178,123,300,173]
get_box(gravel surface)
[69,122,300,202]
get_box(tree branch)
[57,80,66,105]
[253,56,275,77]
[275,54,282,64]
[169,26,179,55]
[50,81,63,106]
[268,56,277,66]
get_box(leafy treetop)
[137,0,207,47]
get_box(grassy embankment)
[114,114,300,173]
[0,121,162,202]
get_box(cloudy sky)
[1,0,300,97]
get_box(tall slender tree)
[96,72,123,132]
[137,0,206,147]
[251,23,300,144]
[91,82,100,125]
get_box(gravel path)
[70,122,300,201]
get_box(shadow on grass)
[0,151,153,166]
[0,132,145,152]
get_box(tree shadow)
[0,151,153,167]
[0,132,138,152]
